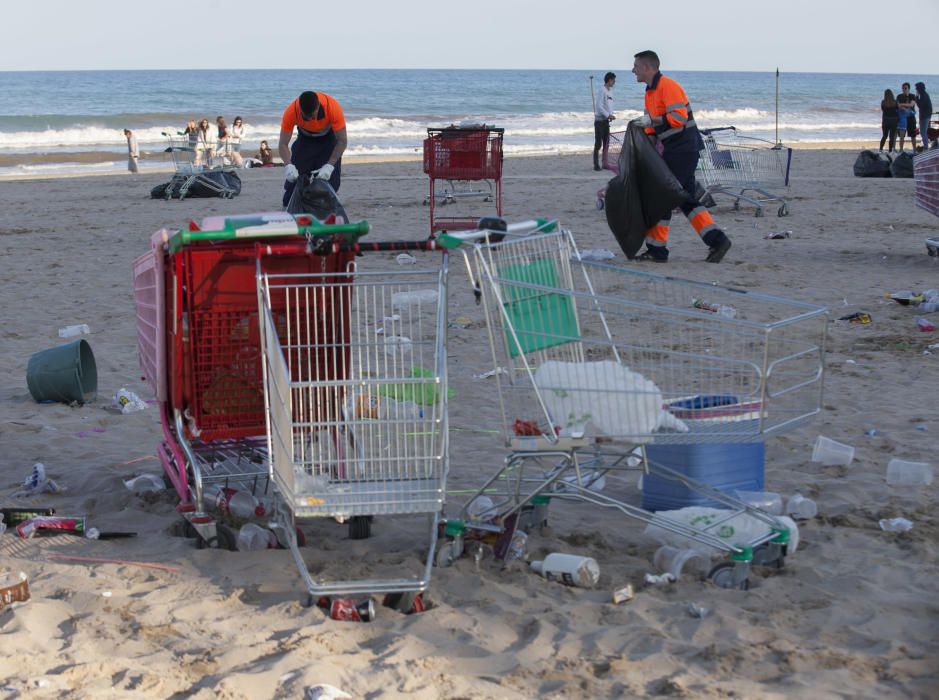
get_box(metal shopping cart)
[594,130,625,210]
[134,211,456,600]
[161,131,239,200]
[697,126,792,217]
[452,224,827,589]
[423,126,504,234]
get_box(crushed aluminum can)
[0,573,30,612]
[612,583,635,604]
[319,596,375,622]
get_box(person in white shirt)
[593,72,616,171]
[124,129,139,173]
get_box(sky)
[1,0,937,73]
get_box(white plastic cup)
[735,490,784,515]
[886,458,934,486]
[786,494,818,520]
[652,546,710,579]
[812,435,855,465]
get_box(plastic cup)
[735,490,784,515]
[812,435,854,466]
[886,458,934,486]
[786,494,818,520]
[26,339,97,404]
[653,545,710,579]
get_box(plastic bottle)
[123,473,166,495]
[204,485,265,518]
[237,523,278,551]
[58,324,90,338]
[530,553,600,588]
[691,298,737,319]
[391,289,438,307]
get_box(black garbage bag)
[890,151,915,178]
[150,170,242,199]
[853,150,892,177]
[285,177,348,222]
[605,125,688,258]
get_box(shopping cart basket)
[161,131,239,200]
[697,126,792,217]
[258,247,451,597]
[133,212,370,551]
[423,126,504,234]
[454,224,827,588]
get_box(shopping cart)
[453,224,827,589]
[594,130,626,210]
[161,132,239,200]
[423,126,504,234]
[697,126,792,217]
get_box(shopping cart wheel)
[777,203,789,217]
[348,515,372,540]
[706,562,750,590]
[301,593,317,609]
[751,543,786,570]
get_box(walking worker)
[915,82,933,150]
[593,72,616,171]
[631,50,731,263]
[124,128,139,174]
[279,90,347,207]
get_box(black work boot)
[702,230,732,263]
[634,246,669,263]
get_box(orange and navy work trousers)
[644,149,717,250]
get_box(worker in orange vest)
[632,50,731,263]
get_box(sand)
[0,149,937,699]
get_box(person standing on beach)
[880,89,899,153]
[631,50,731,263]
[279,90,347,207]
[593,72,616,171]
[915,82,933,151]
[124,129,139,174]
[897,83,917,152]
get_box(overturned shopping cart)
[159,131,240,200]
[453,224,827,588]
[697,126,792,217]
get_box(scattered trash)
[653,545,711,579]
[306,684,353,700]
[474,367,508,380]
[864,428,878,437]
[382,591,428,614]
[448,315,474,329]
[612,583,635,604]
[112,387,147,414]
[466,495,497,521]
[0,572,31,612]
[123,473,165,495]
[916,318,935,332]
[505,530,528,563]
[58,324,90,338]
[12,463,64,498]
[15,516,87,539]
[735,490,784,515]
[101,590,112,598]
[764,231,791,239]
[391,288,438,307]
[578,248,616,261]
[687,602,711,618]
[1,507,56,525]
[395,253,417,265]
[886,291,922,306]
[886,458,933,486]
[785,494,818,520]
[845,359,857,365]
[383,335,412,354]
[812,435,854,465]
[644,572,677,585]
[916,424,928,431]
[531,553,599,588]
[237,523,279,551]
[879,517,913,532]
[837,312,872,324]
[317,596,375,622]
[691,298,737,319]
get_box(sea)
[0,68,936,178]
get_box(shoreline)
[0,142,889,183]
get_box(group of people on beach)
[182,116,246,168]
[880,81,934,154]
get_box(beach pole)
[589,75,596,114]
[775,68,780,146]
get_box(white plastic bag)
[112,387,147,414]
[644,506,799,558]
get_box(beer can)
[327,597,375,622]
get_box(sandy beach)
[1,149,938,699]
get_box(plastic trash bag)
[605,123,689,258]
[890,151,914,178]
[286,178,348,222]
[853,150,892,177]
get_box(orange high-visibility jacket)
[643,72,697,148]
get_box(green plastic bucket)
[26,339,98,404]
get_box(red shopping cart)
[423,126,504,234]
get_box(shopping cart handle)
[435,218,558,249]
[167,218,370,253]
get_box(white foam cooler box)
[641,442,765,511]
